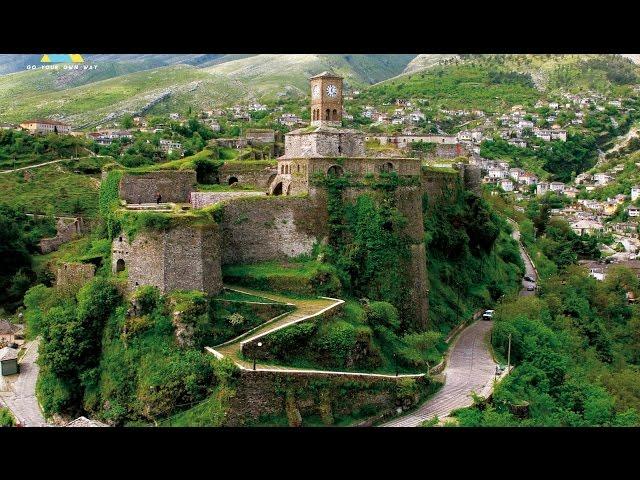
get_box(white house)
[536,182,550,196]
[549,182,566,193]
[571,219,604,236]
[629,206,640,218]
[499,179,514,192]
[594,173,613,186]
[519,173,538,186]
[631,186,640,202]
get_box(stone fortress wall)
[218,162,278,190]
[119,170,197,204]
[219,194,329,265]
[111,224,223,295]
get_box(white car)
[482,309,495,321]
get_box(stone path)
[208,286,424,378]
[0,339,48,427]
[381,320,498,427]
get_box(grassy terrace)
[0,162,102,217]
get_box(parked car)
[524,275,535,282]
[482,309,495,320]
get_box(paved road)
[511,225,537,296]
[382,320,497,427]
[0,340,47,427]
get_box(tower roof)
[310,71,342,80]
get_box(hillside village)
[2,53,640,428]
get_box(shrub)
[131,285,161,315]
[365,302,400,332]
[0,408,15,427]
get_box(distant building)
[245,129,276,145]
[499,178,514,192]
[65,416,109,427]
[629,206,640,218]
[631,186,640,202]
[0,319,23,346]
[536,182,550,196]
[159,139,183,155]
[571,219,604,236]
[20,119,71,135]
[519,173,538,186]
[549,182,565,193]
[0,347,18,376]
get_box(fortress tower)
[310,71,343,127]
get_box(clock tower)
[310,71,343,127]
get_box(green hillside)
[0,55,417,128]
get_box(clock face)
[312,85,320,99]
[326,84,338,97]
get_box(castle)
[111,72,481,328]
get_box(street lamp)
[253,341,262,370]
[393,352,398,377]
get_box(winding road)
[381,222,531,427]
[0,340,47,427]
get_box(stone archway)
[228,176,239,185]
[379,162,395,174]
[327,165,344,177]
[116,258,125,272]
[272,182,283,196]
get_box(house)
[509,168,525,182]
[508,138,527,148]
[549,102,559,110]
[575,173,592,185]
[65,416,109,427]
[278,113,304,127]
[581,261,607,281]
[499,179,514,192]
[631,186,640,202]
[0,347,18,376]
[0,123,18,130]
[204,119,221,132]
[19,119,71,135]
[408,111,425,123]
[245,129,275,145]
[533,128,567,142]
[563,186,579,198]
[159,139,183,155]
[0,320,22,346]
[603,201,619,216]
[169,113,181,121]
[488,167,507,179]
[571,219,604,236]
[629,206,640,218]
[536,182,550,196]
[593,173,613,186]
[519,173,538,186]
[549,182,565,193]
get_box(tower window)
[332,109,337,120]
[325,109,330,120]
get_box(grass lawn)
[0,163,101,217]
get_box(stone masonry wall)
[283,131,365,158]
[111,225,223,295]
[218,163,277,191]
[55,262,95,294]
[241,301,343,361]
[190,191,265,209]
[220,196,329,265]
[119,171,197,204]
[223,369,429,426]
[40,217,83,253]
